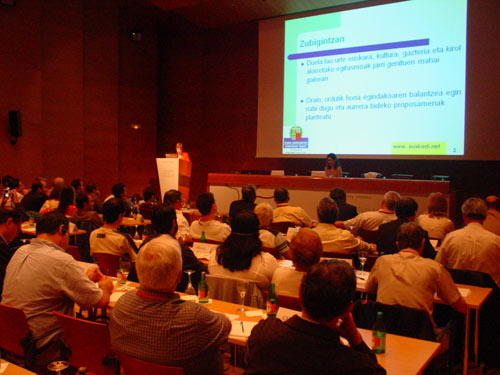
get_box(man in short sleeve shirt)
[2,212,113,368]
[366,223,466,323]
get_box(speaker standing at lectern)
[176,142,191,162]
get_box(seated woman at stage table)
[208,209,278,289]
[325,153,343,177]
[416,192,454,241]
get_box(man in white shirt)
[90,198,138,261]
[273,186,313,227]
[163,189,190,240]
[190,192,230,242]
[436,197,500,287]
[337,190,400,231]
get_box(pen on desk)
[240,321,244,333]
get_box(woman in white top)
[417,192,454,241]
[208,210,278,289]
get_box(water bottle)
[372,311,386,353]
[198,272,209,304]
[266,283,278,317]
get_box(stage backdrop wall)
[157,2,500,203]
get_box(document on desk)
[458,288,471,297]
[110,292,126,303]
[230,320,258,337]
[191,242,217,259]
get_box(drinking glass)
[119,258,132,283]
[358,248,368,276]
[236,280,248,312]
[184,270,196,295]
[347,225,357,236]
[47,361,69,375]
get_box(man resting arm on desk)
[245,260,386,375]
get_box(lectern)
[156,157,192,202]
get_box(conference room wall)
[157,3,500,204]
[0,0,158,196]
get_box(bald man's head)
[290,228,323,271]
[486,195,500,210]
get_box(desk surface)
[0,360,36,375]
[106,279,439,375]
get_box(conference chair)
[71,218,99,262]
[205,274,265,309]
[53,311,119,375]
[66,245,82,261]
[353,300,454,375]
[116,351,184,375]
[0,303,36,370]
[269,221,297,235]
[94,253,121,277]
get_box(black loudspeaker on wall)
[9,110,21,145]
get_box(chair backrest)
[53,311,118,375]
[94,253,121,277]
[359,229,378,244]
[66,245,82,261]
[278,294,301,311]
[0,303,33,358]
[446,268,498,291]
[206,274,265,309]
[116,351,184,375]
[352,300,436,341]
[72,219,98,262]
[269,221,297,234]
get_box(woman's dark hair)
[325,153,341,170]
[217,210,262,271]
[49,186,62,200]
[57,187,75,215]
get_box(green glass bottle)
[266,283,278,317]
[200,231,207,243]
[372,311,386,353]
[198,271,209,304]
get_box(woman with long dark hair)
[57,186,77,216]
[324,153,343,177]
[208,209,278,288]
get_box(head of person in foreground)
[136,240,182,293]
[300,260,356,324]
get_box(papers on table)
[0,361,8,373]
[180,295,213,304]
[245,310,266,318]
[355,270,368,289]
[211,310,240,321]
[110,292,126,303]
[459,288,471,297]
[277,259,293,268]
[276,307,301,322]
[191,242,217,259]
[230,320,258,338]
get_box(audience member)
[0,207,23,296]
[330,187,357,221]
[70,179,84,194]
[39,186,62,213]
[483,195,500,236]
[21,181,47,212]
[190,192,230,242]
[2,212,113,370]
[89,198,138,261]
[377,197,436,259]
[416,192,454,241]
[0,176,21,208]
[271,228,322,297]
[105,182,133,216]
[245,261,386,375]
[229,184,257,219]
[366,223,466,324]
[313,197,375,255]
[49,177,64,195]
[57,186,77,216]
[209,210,278,289]
[272,186,313,227]
[71,193,103,228]
[254,203,290,259]
[110,237,230,375]
[436,198,500,287]
[138,186,157,220]
[338,190,400,231]
[85,182,103,213]
[163,189,190,240]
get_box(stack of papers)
[191,242,217,259]
[230,321,258,338]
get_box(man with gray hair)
[337,190,401,231]
[109,237,230,375]
[436,197,500,287]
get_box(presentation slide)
[282,0,467,156]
